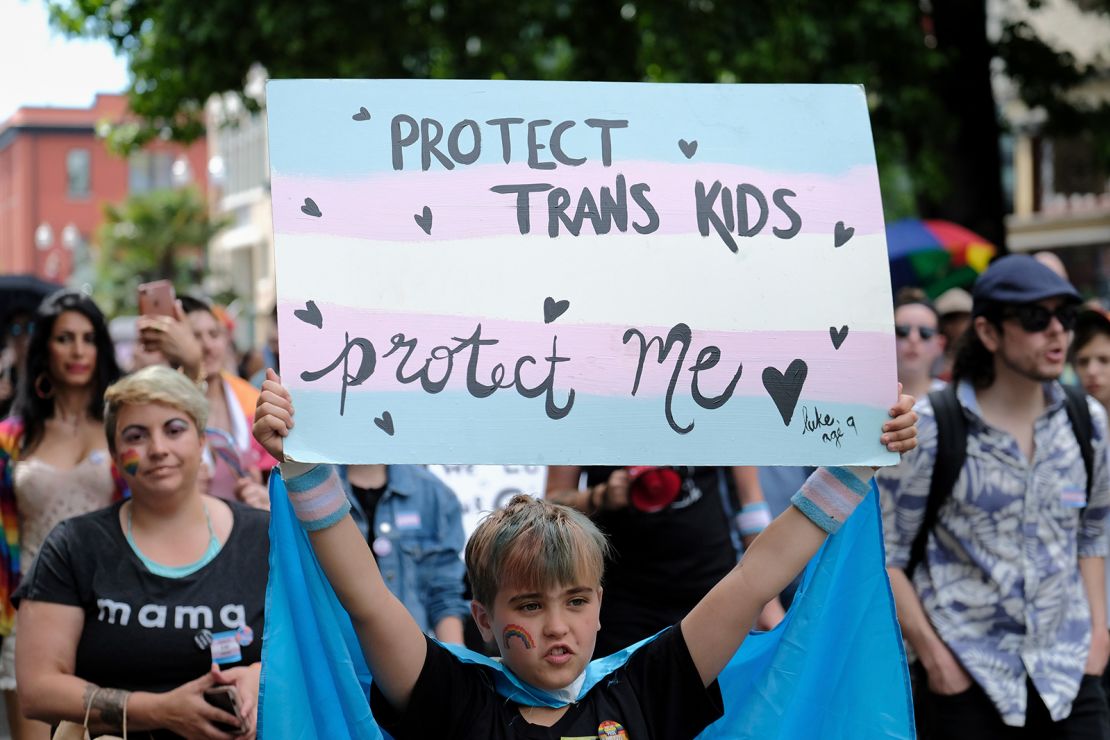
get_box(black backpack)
[903,383,1094,578]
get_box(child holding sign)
[253,369,916,738]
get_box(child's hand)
[880,384,917,454]
[253,369,294,460]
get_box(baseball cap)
[971,254,1080,316]
[934,287,973,317]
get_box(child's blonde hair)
[103,366,208,452]
[465,494,610,608]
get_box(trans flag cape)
[259,471,914,739]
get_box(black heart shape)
[352,107,371,121]
[414,206,433,235]
[374,411,395,436]
[762,359,808,426]
[829,325,849,350]
[301,197,322,218]
[678,139,698,159]
[543,297,570,324]
[293,300,323,329]
[834,221,854,248]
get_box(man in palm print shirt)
[878,255,1110,738]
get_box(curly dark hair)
[952,302,1006,389]
[10,290,121,454]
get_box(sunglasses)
[895,324,937,340]
[999,303,1079,333]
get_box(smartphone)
[203,685,245,735]
[137,280,176,317]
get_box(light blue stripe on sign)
[284,388,897,467]
[267,80,877,178]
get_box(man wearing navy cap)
[878,254,1110,737]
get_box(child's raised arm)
[253,370,427,711]
[680,389,918,686]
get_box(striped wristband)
[284,464,351,531]
[736,502,772,537]
[790,466,874,534]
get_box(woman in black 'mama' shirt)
[14,366,268,740]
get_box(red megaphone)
[627,466,682,513]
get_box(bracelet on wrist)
[284,464,351,531]
[790,466,871,534]
[736,501,772,537]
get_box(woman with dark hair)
[0,289,125,740]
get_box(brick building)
[0,93,207,285]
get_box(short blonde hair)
[103,366,208,452]
[465,494,610,609]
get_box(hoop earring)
[34,373,54,400]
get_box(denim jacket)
[338,465,468,635]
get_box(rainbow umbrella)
[886,218,996,297]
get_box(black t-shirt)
[585,466,736,654]
[350,482,387,542]
[13,500,269,696]
[370,624,723,739]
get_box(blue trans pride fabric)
[259,472,914,739]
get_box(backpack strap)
[1062,383,1095,505]
[905,383,1096,579]
[905,385,966,578]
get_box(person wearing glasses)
[878,255,1110,737]
[893,289,947,401]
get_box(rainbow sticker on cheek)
[120,448,141,476]
[502,624,535,650]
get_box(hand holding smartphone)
[138,280,176,317]
[203,685,245,735]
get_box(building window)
[128,151,175,195]
[1052,135,1105,196]
[217,113,268,197]
[67,149,91,198]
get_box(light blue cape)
[258,472,914,739]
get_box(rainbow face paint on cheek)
[120,448,141,476]
[502,624,535,650]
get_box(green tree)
[94,187,228,316]
[49,0,1110,248]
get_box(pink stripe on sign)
[272,162,882,241]
[278,302,894,406]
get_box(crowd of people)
[0,249,1107,739]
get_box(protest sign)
[427,464,547,539]
[267,80,896,465]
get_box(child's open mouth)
[544,646,573,665]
